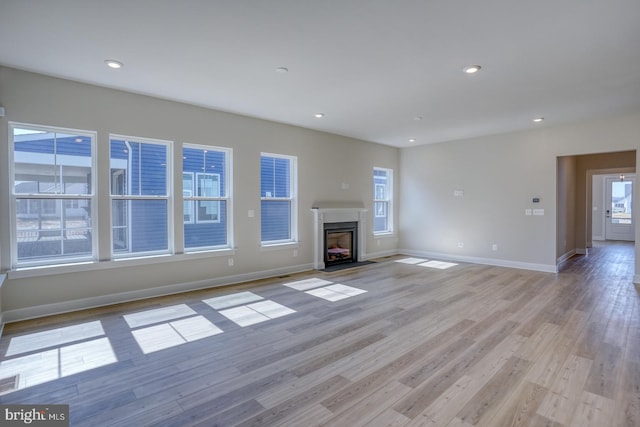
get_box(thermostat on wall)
[532,197,540,203]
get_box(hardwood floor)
[0,241,637,426]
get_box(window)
[183,145,232,251]
[261,153,297,244]
[10,123,96,267]
[373,167,393,234]
[110,135,171,257]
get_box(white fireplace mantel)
[311,202,367,270]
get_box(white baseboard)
[575,248,588,255]
[556,249,577,265]
[593,235,605,241]
[363,248,399,260]
[399,249,558,273]
[3,263,314,324]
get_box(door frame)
[605,174,635,241]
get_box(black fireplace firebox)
[324,221,357,266]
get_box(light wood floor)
[0,241,638,426]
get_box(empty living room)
[0,1,639,426]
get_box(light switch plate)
[533,209,545,216]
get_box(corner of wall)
[0,274,6,338]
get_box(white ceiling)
[1,1,639,147]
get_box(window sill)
[7,248,236,279]
[259,241,299,252]
[373,232,395,239]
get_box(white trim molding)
[556,249,577,265]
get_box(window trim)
[373,166,393,235]
[109,134,173,259]
[9,122,98,269]
[182,143,233,252]
[260,152,298,246]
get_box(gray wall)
[399,112,640,275]
[2,65,640,322]
[0,67,399,320]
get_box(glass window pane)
[197,200,220,223]
[110,139,168,196]
[185,201,228,249]
[373,168,392,233]
[112,199,168,254]
[197,174,220,197]
[261,154,295,243]
[183,146,230,250]
[12,125,95,266]
[16,198,92,262]
[14,130,92,195]
[611,180,633,225]
[260,156,291,198]
[261,200,291,241]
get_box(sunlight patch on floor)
[305,284,368,302]
[283,278,334,291]
[6,320,105,357]
[394,257,428,264]
[131,316,223,354]
[284,278,368,302]
[123,304,197,328]
[202,291,265,310]
[0,337,117,390]
[218,300,296,327]
[419,260,458,269]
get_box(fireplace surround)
[311,202,367,270]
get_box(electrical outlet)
[228,258,234,266]
[457,242,464,248]
[492,244,498,251]
[293,249,298,257]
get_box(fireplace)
[311,202,367,270]
[324,221,357,266]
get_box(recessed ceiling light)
[533,117,544,122]
[275,67,289,73]
[314,113,325,118]
[463,65,481,74]
[408,138,416,143]
[105,59,123,69]
[413,116,423,121]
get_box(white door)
[605,175,635,241]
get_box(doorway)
[605,174,635,241]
